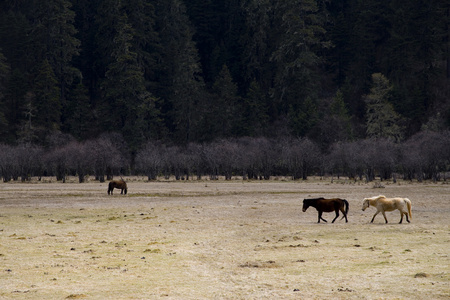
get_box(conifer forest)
[0,0,449,181]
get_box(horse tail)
[107,181,113,194]
[340,199,349,220]
[406,198,412,219]
[344,199,349,215]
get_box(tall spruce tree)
[271,0,329,111]
[32,59,61,140]
[242,0,277,93]
[242,80,269,136]
[122,0,161,86]
[365,73,404,141]
[156,0,206,144]
[30,0,80,114]
[210,64,242,138]
[0,50,10,139]
[99,9,160,154]
[66,79,92,140]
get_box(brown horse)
[302,198,349,223]
[107,180,127,195]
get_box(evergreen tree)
[271,0,329,111]
[122,0,161,86]
[0,50,10,139]
[32,59,61,138]
[100,10,160,153]
[71,0,101,110]
[210,64,242,138]
[183,0,220,83]
[242,0,277,95]
[30,0,80,106]
[289,96,319,137]
[382,0,447,133]
[242,80,269,136]
[66,79,92,140]
[5,69,27,141]
[365,73,404,141]
[313,90,353,149]
[156,0,206,144]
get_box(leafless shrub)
[136,141,164,180]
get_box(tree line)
[0,0,449,155]
[0,131,448,183]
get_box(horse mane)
[304,198,325,201]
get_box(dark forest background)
[0,0,449,181]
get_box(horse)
[302,198,349,223]
[107,179,127,195]
[362,195,412,223]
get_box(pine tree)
[271,0,330,109]
[365,73,404,141]
[31,0,80,105]
[32,59,61,136]
[211,64,242,138]
[289,96,318,137]
[5,69,27,141]
[66,79,92,140]
[242,80,269,136]
[156,0,206,144]
[0,50,10,139]
[242,0,278,93]
[122,0,161,85]
[99,9,161,153]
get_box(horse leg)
[404,211,410,223]
[381,211,388,223]
[399,211,403,224]
[318,211,327,223]
[370,211,380,223]
[332,209,339,223]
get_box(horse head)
[362,199,370,211]
[302,200,310,212]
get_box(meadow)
[0,177,448,299]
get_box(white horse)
[362,195,412,224]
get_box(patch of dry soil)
[0,178,449,299]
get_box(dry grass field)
[0,177,449,299]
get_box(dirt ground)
[0,177,449,299]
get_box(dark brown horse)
[302,198,349,223]
[107,180,127,195]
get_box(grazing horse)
[362,195,412,223]
[302,198,349,223]
[107,179,127,195]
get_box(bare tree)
[85,136,126,182]
[244,137,278,180]
[16,143,44,181]
[281,137,320,180]
[66,141,92,183]
[136,141,164,180]
[326,141,350,179]
[401,130,450,182]
[0,144,18,182]
[186,142,207,180]
[45,145,71,182]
